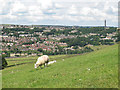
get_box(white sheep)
[35,55,49,69]
[47,60,56,65]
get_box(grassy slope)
[6,55,67,66]
[2,45,118,88]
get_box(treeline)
[3,27,117,37]
[3,27,45,35]
[22,41,34,45]
[3,46,94,57]
[77,27,116,34]
[42,47,94,55]
[60,36,114,47]
[43,27,117,36]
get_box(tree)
[116,32,120,42]
[0,55,8,69]
[19,51,22,56]
[7,45,11,50]
[14,48,19,55]
[73,46,78,49]
[37,48,43,52]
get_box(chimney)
[104,20,106,30]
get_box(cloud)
[0,0,118,26]
[11,1,26,13]
[67,5,78,15]
[37,0,53,9]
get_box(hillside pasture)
[2,45,118,88]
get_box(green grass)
[6,55,68,66]
[0,70,2,90]
[90,45,111,51]
[2,45,118,88]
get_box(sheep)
[47,60,56,65]
[34,55,49,69]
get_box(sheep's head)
[34,64,39,68]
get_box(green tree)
[0,55,8,69]
[73,46,78,49]
[37,48,43,52]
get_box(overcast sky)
[0,0,119,26]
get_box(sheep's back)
[36,57,45,65]
[41,55,49,62]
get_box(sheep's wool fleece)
[36,55,49,65]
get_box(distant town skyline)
[0,0,118,27]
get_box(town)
[1,24,118,57]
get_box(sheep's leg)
[40,66,42,69]
[44,63,46,68]
[46,63,48,67]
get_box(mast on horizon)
[104,20,106,30]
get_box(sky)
[0,0,119,26]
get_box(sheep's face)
[34,64,38,68]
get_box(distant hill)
[1,24,117,28]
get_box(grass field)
[2,44,118,88]
[5,54,68,66]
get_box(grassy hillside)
[2,44,118,88]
